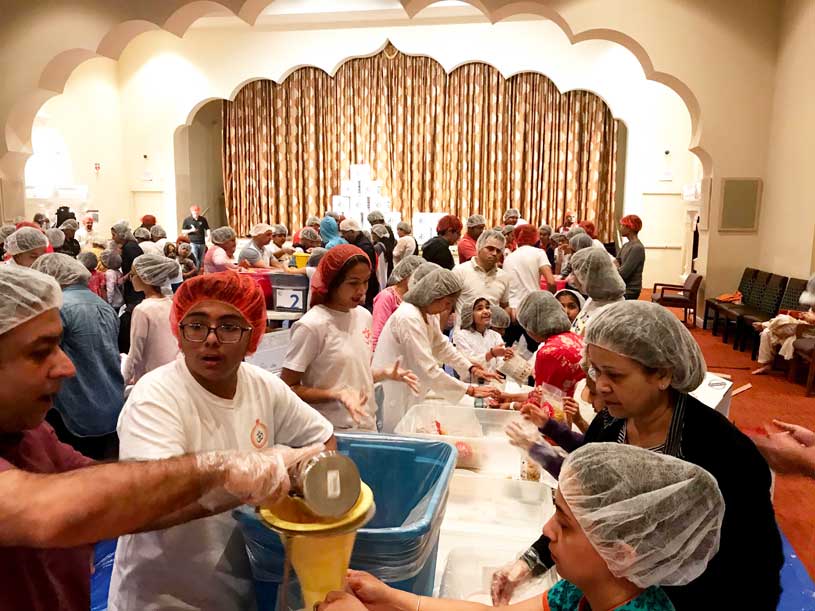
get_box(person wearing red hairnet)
[281,245,419,431]
[421,214,462,270]
[616,215,645,300]
[109,271,335,611]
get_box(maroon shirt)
[0,422,94,611]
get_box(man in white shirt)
[75,215,105,251]
[503,224,556,309]
[452,229,512,326]
[109,271,335,611]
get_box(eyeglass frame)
[178,322,254,344]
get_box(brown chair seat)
[794,338,815,356]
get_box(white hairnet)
[387,255,424,286]
[31,253,91,287]
[111,221,133,240]
[584,300,707,393]
[339,219,361,232]
[408,262,441,290]
[466,214,486,227]
[305,215,321,226]
[367,211,385,223]
[371,224,390,239]
[569,233,594,252]
[396,221,412,233]
[800,273,815,306]
[460,296,493,330]
[150,225,167,240]
[517,291,572,338]
[550,232,566,244]
[403,268,463,307]
[476,229,506,250]
[300,227,320,242]
[539,224,553,235]
[77,251,98,272]
[570,248,625,301]
[5,227,49,256]
[250,223,273,237]
[560,443,724,588]
[46,228,65,248]
[272,224,288,236]
[132,254,179,287]
[503,208,520,221]
[502,224,516,236]
[566,225,586,240]
[59,219,79,232]
[0,225,17,245]
[133,227,151,241]
[490,304,510,329]
[0,266,63,336]
[211,226,236,245]
[100,249,122,270]
[554,288,586,311]
[307,247,327,267]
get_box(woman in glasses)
[110,271,336,611]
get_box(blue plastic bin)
[234,432,457,609]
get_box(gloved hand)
[505,420,543,451]
[491,558,532,605]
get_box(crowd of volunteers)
[0,203,811,611]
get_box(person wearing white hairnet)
[373,268,500,432]
[452,229,511,330]
[497,300,782,611]
[149,224,168,254]
[452,296,514,382]
[392,220,417,264]
[292,215,321,250]
[458,214,486,264]
[371,255,424,352]
[4,227,49,267]
[122,254,182,384]
[315,443,725,611]
[237,223,279,269]
[30,254,123,459]
[490,303,511,337]
[0,264,325,611]
[0,224,17,259]
[46,227,65,250]
[568,246,625,336]
[54,219,81,258]
[268,223,295,266]
[295,226,323,252]
[203,226,239,273]
[100,249,125,309]
[503,207,526,226]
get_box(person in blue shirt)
[320,216,348,250]
[31,253,123,459]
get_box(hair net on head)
[0,266,63,337]
[550,232,566,244]
[46,228,65,249]
[100,249,122,270]
[490,304,511,329]
[570,233,594,252]
[31,253,91,288]
[799,274,815,306]
[300,227,321,242]
[387,255,424,286]
[171,271,266,354]
[177,242,192,256]
[560,442,724,588]
[249,223,273,237]
[0,224,18,244]
[367,211,385,224]
[517,291,572,338]
[621,214,643,233]
[403,268,462,307]
[211,226,236,245]
[436,215,462,234]
[133,227,151,241]
[5,227,49,256]
[408,262,441,290]
[371,224,390,239]
[514,224,540,247]
[539,224,553,235]
[310,244,370,307]
[305,215,321,227]
[396,221,412,234]
[466,214,486,228]
[149,225,167,240]
[555,288,586,311]
[503,208,521,221]
[570,248,625,301]
[307,247,327,267]
[77,251,98,272]
[339,219,361,232]
[111,221,133,240]
[502,224,516,236]
[476,229,506,251]
[59,219,79,232]
[578,220,597,239]
[133,254,179,287]
[460,296,492,330]
[141,214,157,226]
[584,300,707,392]
[566,225,586,240]
[272,224,288,236]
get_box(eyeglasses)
[178,322,253,344]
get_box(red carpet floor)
[653,297,815,579]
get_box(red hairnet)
[621,214,643,233]
[176,235,190,244]
[578,221,597,239]
[141,214,157,226]
[514,224,540,247]
[171,271,267,354]
[436,214,463,234]
[310,244,370,307]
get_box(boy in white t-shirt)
[109,271,335,611]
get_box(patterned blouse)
[534,331,586,396]
[543,579,676,611]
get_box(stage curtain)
[222,45,617,239]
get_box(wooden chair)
[717,270,769,345]
[651,273,703,325]
[703,267,756,334]
[788,338,815,396]
[747,277,808,359]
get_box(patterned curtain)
[223,45,617,239]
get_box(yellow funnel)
[260,482,375,610]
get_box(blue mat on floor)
[89,532,815,610]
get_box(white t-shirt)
[123,296,178,384]
[109,356,333,611]
[283,305,376,431]
[452,260,511,324]
[452,327,505,382]
[502,245,551,309]
[139,241,161,255]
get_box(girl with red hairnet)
[616,215,645,300]
[111,270,335,610]
[281,245,419,431]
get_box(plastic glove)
[336,387,369,424]
[469,384,501,399]
[385,359,420,394]
[491,558,532,605]
[520,402,550,428]
[315,591,367,611]
[506,420,543,451]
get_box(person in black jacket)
[110,221,145,352]
[339,218,379,311]
[492,300,782,611]
[421,214,462,270]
